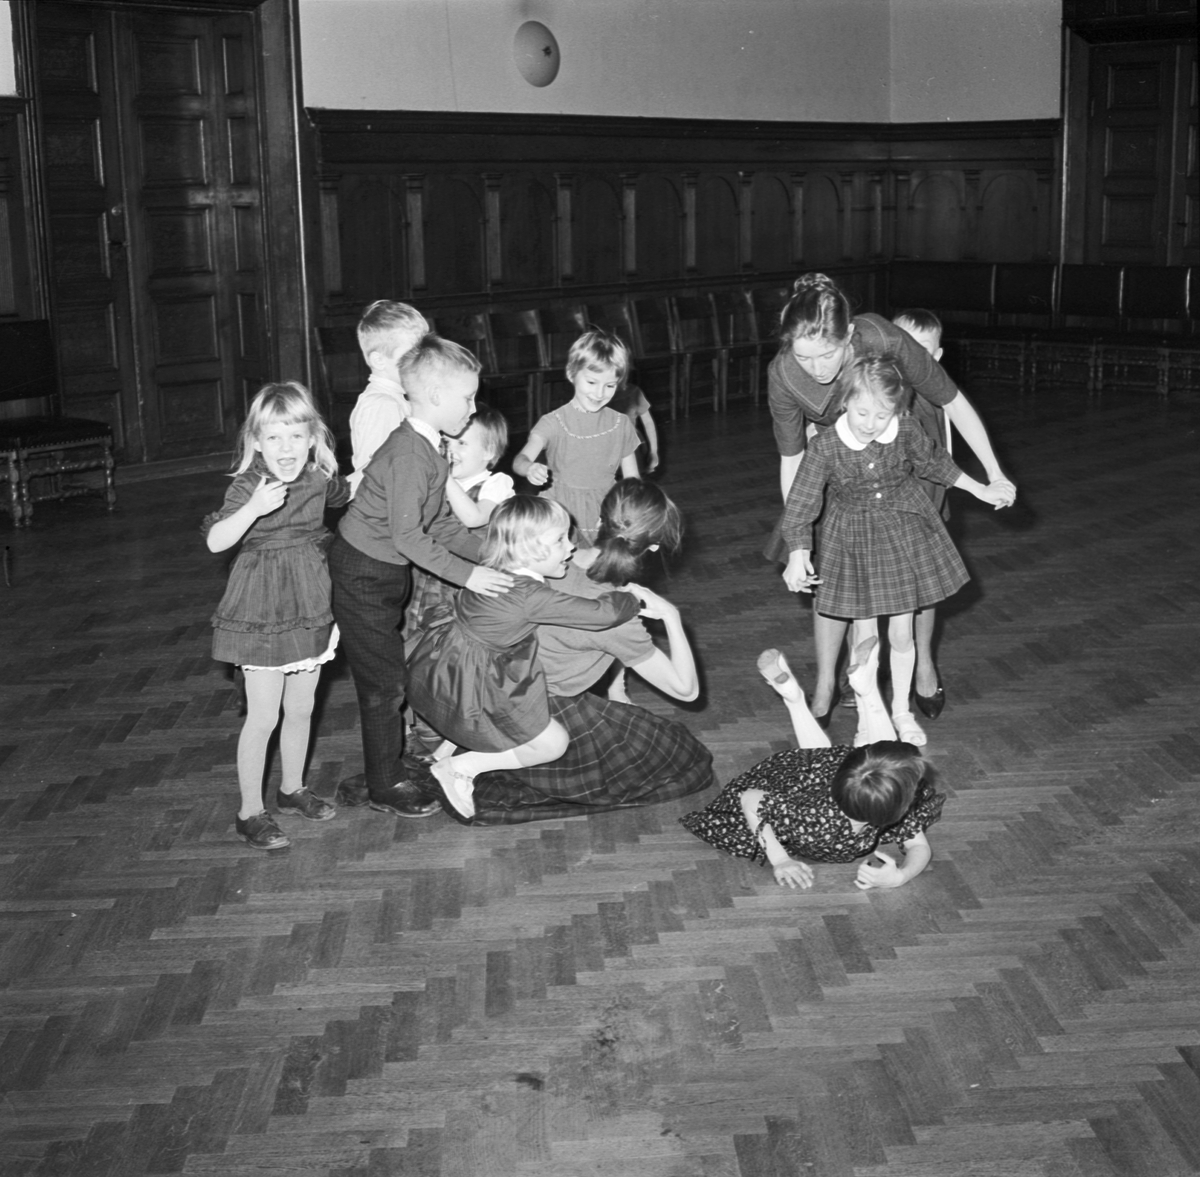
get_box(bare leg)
[846,628,897,745]
[914,605,939,698]
[887,613,926,746]
[811,612,849,717]
[757,649,830,749]
[431,719,570,819]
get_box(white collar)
[457,470,489,491]
[408,417,442,451]
[511,568,545,583]
[835,413,899,450]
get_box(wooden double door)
[32,1,271,463]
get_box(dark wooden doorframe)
[12,0,310,464]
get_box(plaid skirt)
[462,691,715,825]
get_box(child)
[609,382,660,473]
[405,496,644,820]
[512,329,641,544]
[892,308,950,721]
[442,404,515,530]
[402,405,516,768]
[330,336,513,819]
[781,355,1010,745]
[205,382,349,850]
[348,300,429,496]
[681,638,944,891]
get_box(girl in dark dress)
[781,356,1011,744]
[205,382,349,850]
[405,496,644,820]
[681,638,945,892]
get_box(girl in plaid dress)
[781,356,1011,745]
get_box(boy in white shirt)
[347,300,429,496]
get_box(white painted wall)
[0,0,1061,120]
[889,0,1060,122]
[0,2,15,96]
[298,0,893,120]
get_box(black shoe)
[337,774,441,817]
[914,683,946,720]
[370,779,442,818]
[236,811,290,850]
[838,668,857,709]
[276,787,336,821]
[813,688,840,730]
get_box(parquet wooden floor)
[1,383,1198,1177]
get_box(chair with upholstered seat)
[0,320,116,526]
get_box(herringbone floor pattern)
[1,384,1197,1177]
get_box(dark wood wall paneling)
[0,97,39,332]
[309,111,1059,321]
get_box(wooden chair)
[486,308,550,428]
[1036,265,1122,394]
[538,305,588,408]
[0,320,116,527]
[627,296,679,419]
[712,289,762,404]
[1105,265,1198,395]
[313,323,368,449]
[672,293,724,414]
[960,263,1056,391]
[749,285,792,379]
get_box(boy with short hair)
[348,300,429,496]
[892,308,950,723]
[331,335,512,816]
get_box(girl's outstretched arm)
[618,453,640,479]
[739,789,813,890]
[624,586,698,701]
[513,431,550,485]
[854,831,932,890]
[943,392,1015,494]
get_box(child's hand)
[247,475,287,518]
[525,462,550,487]
[783,550,821,593]
[854,850,906,890]
[767,851,814,890]
[977,478,1016,510]
[466,567,514,597]
[628,584,677,622]
[646,451,660,473]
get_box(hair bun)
[792,272,834,295]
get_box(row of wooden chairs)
[315,287,796,437]
[889,261,1200,396]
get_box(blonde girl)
[781,356,1010,745]
[405,496,645,819]
[205,382,349,849]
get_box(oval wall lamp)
[513,21,560,87]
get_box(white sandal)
[431,760,476,819]
[891,711,927,747]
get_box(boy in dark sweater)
[330,335,512,816]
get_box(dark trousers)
[329,534,412,793]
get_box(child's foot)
[431,759,476,819]
[846,635,880,699]
[235,811,290,850]
[757,649,804,703]
[276,786,336,821]
[892,711,927,747]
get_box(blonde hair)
[357,300,429,360]
[480,496,570,571]
[836,355,912,416]
[566,329,630,385]
[400,334,483,403]
[233,381,337,480]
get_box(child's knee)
[538,720,569,760]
